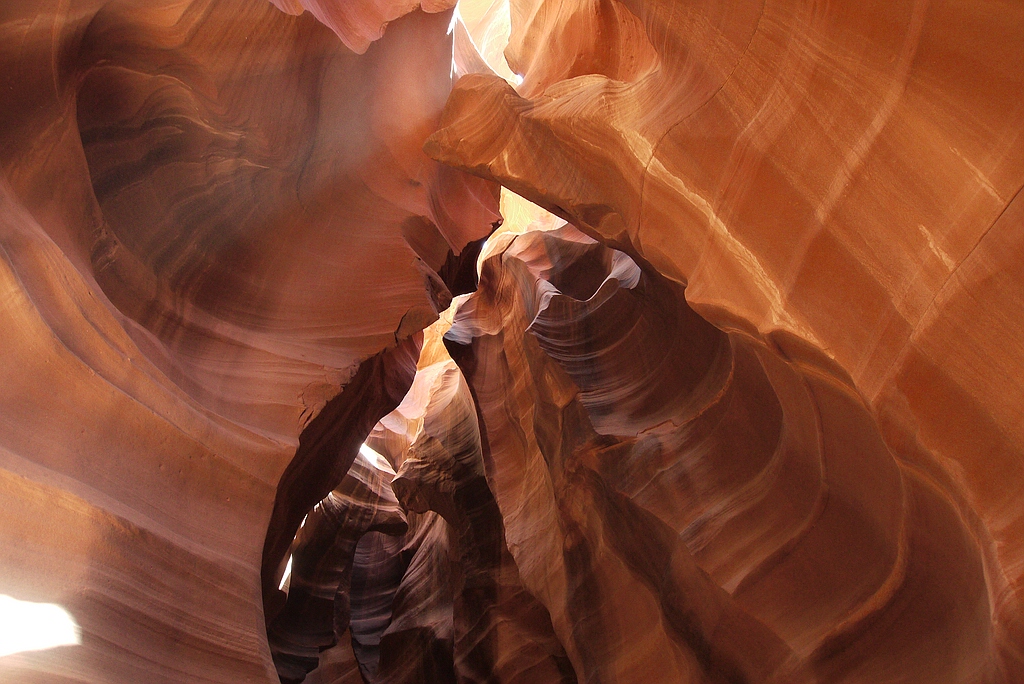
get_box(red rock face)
[428,0,1024,679]
[1,0,1022,683]
[0,1,493,681]
[446,225,1003,682]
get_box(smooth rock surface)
[428,1,1024,678]
[0,1,493,682]
[1,0,1021,682]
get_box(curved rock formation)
[446,225,1004,682]
[1,0,1022,682]
[0,1,494,682]
[427,0,1024,678]
[375,510,458,684]
[392,357,575,684]
[266,0,457,54]
[268,446,407,682]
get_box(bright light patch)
[477,188,567,275]
[499,188,565,235]
[447,5,461,36]
[278,555,293,592]
[0,595,80,658]
[453,0,519,86]
[359,443,395,475]
[449,5,462,77]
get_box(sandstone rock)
[428,0,1024,677]
[0,1,493,681]
[391,355,575,684]
[1,0,1021,682]
[446,224,1005,682]
[268,446,407,683]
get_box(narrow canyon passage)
[0,1,1022,683]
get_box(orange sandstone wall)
[429,1,1024,678]
[1,0,1021,682]
[0,1,494,682]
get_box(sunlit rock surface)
[428,0,1024,680]
[1,0,1022,682]
[0,1,493,681]
[266,0,457,54]
[446,225,1000,682]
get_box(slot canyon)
[0,0,1022,682]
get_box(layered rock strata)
[428,0,1024,676]
[391,359,576,684]
[0,1,494,681]
[0,0,1021,682]
[268,447,408,683]
[444,225,1008,683]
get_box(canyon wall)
[0,0,1021,682]
[0,1,493,681]
[428,0,1024,678]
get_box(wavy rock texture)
[375,509,457,684]
[268,446,407,682]
[0,1,494,682]
[446,225,1006,682]
[271,308,580,684]
[428,0,1024,679]
[2,0,1022,682]
[266,0,457,54]
[288,471,461,684]
[391,354,575,684]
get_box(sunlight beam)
[0,595,81,658]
